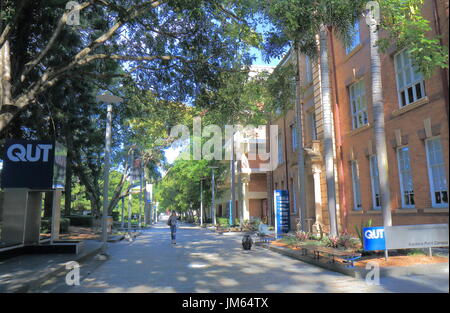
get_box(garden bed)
[269,238,448,268]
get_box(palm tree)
[294,41,308,232]
[366,4,393,227]
[318,24,339,237]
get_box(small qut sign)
[363,227,386,251]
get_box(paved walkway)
[0,240,102,292]
[39,218,448,293]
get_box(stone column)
[312,164,323,233]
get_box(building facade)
[267,2,449,235]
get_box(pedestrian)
[167,210,178,244]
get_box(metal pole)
[200,179,204,227]
[128,192,132,232]
[231,137,236,227]
[101,103,112,252]
[211,168,216,226]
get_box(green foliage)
[280,235,300,247]
[155,159,225,216]
[64,215,95,227]
[41,218,70,234]
[217,217,230,228]
[295,231,310,242]
[378,0,448,78]
[355,219,373,246]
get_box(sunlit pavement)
[47,217,449,293]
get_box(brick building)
[267,1,449,235]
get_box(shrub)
[41,218,70,234]
[217,217,229,228]
[337,233,358,249]
[295,231,310,242]
[111,211,120,221]
[355,219,373,246]
[65,215,94,227]
[322,236,339,248]
[280,235,299,247]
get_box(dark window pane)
[435,192,441,204]
[415,83,422,99]
[401,91,406,107]
[408,87,414,103]
[443,191,448,204]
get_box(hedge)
[65,215,95,227]
[41,218,70,234]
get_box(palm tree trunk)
[294,42,308,232]
[368,22,392,227]
[319,25,338,237]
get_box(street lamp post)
[208,166,218,226]
[96,94,123,253]
[200,177,206,227]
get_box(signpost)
[274,190,290,238]
[363,224,449,257]
[363,226,386,251]
[385,224,449,256]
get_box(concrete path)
[0,240,102,292]
[41,219,448,293]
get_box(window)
[397,147,415,208]
[369,155,381,210]
[349,80,368,129]
[425,138,448,207]
[305,55,313,83]
[291,124,298,151]
[346,21,360,54]
[277,131,284,165]
[394,50,425,107]
[308,111,318,140]
[351,160,363,210]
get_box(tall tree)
[0,0,261,133]
[366,2,392,227]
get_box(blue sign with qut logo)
[363,227,386,251]
[274,190,290,238]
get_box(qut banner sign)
[1,140,67,190]
[363,227,386,251]
[274,190,290,237]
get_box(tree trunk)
[1,40,12,107]
[319,25,338,237]
[43,192,53,218]
[369,21,392,227]
[295,42,308,232]
[64,129,74,216]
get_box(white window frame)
[425,137,448,208]
[308,111,318,140]
[351,160,363,211]
[394,49,426,108]
[397,146,415,209]
[369,155,382,210]
[349,80,368,130]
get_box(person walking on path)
[167,210,178,244]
